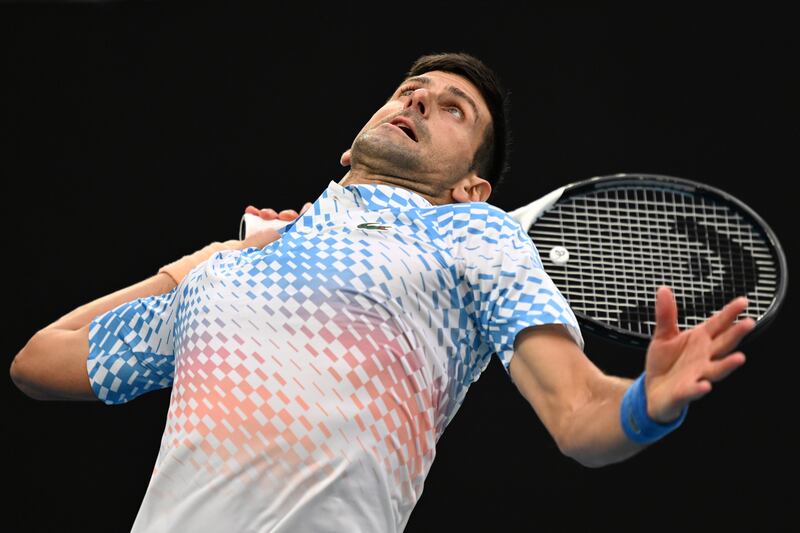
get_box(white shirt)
[87,180,583,532]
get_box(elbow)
[549,421,597,468]
[554,433,588,467]
[569,453,607,469]
[10,349,51,401]
[10,349,28,393]
[560,446,607,469]
[557,436,611,469]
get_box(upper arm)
[509,323,604,453]
[455,205,585,376]
[12,286,180,404]
[11,323,97,401]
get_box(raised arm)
[509,287,753,468]
[10,222,284,402]
[10,273,178,401]
[510,324,643,467]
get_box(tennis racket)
[239,173,787,349]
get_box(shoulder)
[445,201,542,268]
[455,202,530,251]
[448,201,514,220]
[447,201,523,240]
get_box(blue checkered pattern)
[85,179,583,532]
[87,289,178,404]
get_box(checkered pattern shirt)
[87,179,583,532]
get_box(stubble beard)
[350,126,425,179]
[348,123,467,201]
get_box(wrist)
[649,404,684,425]
[158,241,233,285]
[620,372,688,444]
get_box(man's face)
[343,70,493,201]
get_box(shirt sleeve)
[86,285,180,405]
[458,204,584,376]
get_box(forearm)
[40,272,177,332]
[561,375,649,468]
[36,235,256,333]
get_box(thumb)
[653,286,680,341]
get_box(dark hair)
[405,52,511,194]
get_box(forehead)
[397,70,491,126]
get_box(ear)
[450,174,492,203]
[340,149,352,167]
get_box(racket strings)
[530,186,778,336]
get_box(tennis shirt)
[87,179,584,533]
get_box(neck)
[338,169,449,206]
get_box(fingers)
[245,203,313,220]
[682,379,713,403]
[679,346,747,403]
[283,203,313,218]
[705,296,749,337]
[652,286,680,341]
[705,351,747,383]
[260,208,279,219]
[673,349,745,406]
[278,209,299,220]
[712,317,756,357]
[244,205,279,219]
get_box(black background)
[3,4,796,532]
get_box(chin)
[352,132,424,173]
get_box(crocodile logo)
[357,222,392,231]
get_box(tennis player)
[10,52,753,532]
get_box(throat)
[339,173,445,205]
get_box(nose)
[405,87,431,117]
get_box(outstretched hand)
[644,286,755,423]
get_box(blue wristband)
[620,372,688,444]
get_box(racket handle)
[239,213,291,240]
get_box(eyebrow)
[398,75,480,124]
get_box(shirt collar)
[325,179,433,211]
[279,179,435,235]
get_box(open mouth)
[395,124,417,142]
[388,118,418,142]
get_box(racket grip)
[239,213,291,240]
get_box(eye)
[446,106,464,119]
[397,85,465,120]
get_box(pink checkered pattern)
[87,180,582,532]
